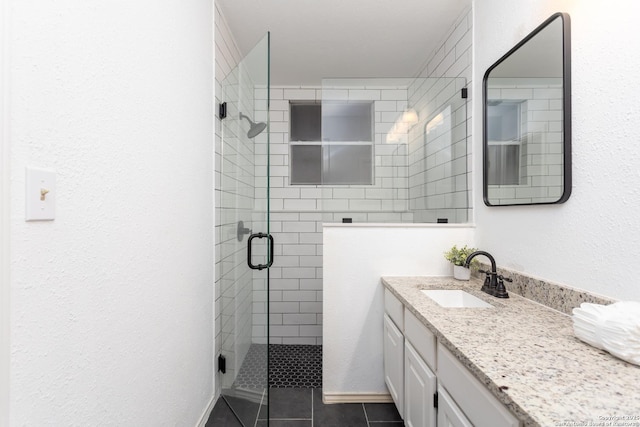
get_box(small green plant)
[444,245,478,267]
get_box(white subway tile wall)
[409,7,473,223]
[408,79,469,223]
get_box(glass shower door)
[219,33,271,426]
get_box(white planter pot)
[453,265,471,281]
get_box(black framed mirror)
[483,13,571,206]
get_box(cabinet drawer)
[404,309,436,371]
[437,344,520,427]
[384,288,404,330]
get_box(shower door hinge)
[219,102,227,119]
[218,354,226,374]
[461,88,468,99]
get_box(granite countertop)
[382,276,640,427]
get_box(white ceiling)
[217,0,471,86]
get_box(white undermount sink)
[421,289,493,308]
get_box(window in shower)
[486,101,522,185]
[290,100,374,185]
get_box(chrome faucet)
[463,251,510,298]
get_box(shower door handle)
[247,232,274,270]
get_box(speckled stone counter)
[382,276,640,427]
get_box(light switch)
[25,167,56,221]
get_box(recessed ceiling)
[216,0,471,86]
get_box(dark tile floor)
[207,388,402,427]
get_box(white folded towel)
[572,301,640,365]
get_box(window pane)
[487,102,521,141]
[290,102,321,141]
[487,145,520,185]
[322,102,373,142]
[290,145,322,184]
[323,145,373,184]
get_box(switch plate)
[25,167,56,221]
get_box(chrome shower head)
[239,112,267,138]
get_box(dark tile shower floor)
[234,344,322,389]
[210,345,401,426]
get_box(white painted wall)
[323,224,475,396]
[473,0,640,301]
[8,1,214,425]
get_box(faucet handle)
[498,275,512,282]
[479,269,496,276]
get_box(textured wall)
[473,0,640,300]
[9,1,214,425]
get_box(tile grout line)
[362,402,371,427]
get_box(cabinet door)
[437,385,473,427]
[404,341,436,427]
[383,314,404,418]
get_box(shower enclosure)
[218,33,272,425]
[216,31,471,425]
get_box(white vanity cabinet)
[383,314,404,417]
[385,288,437,426]
[383,289,521,427]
